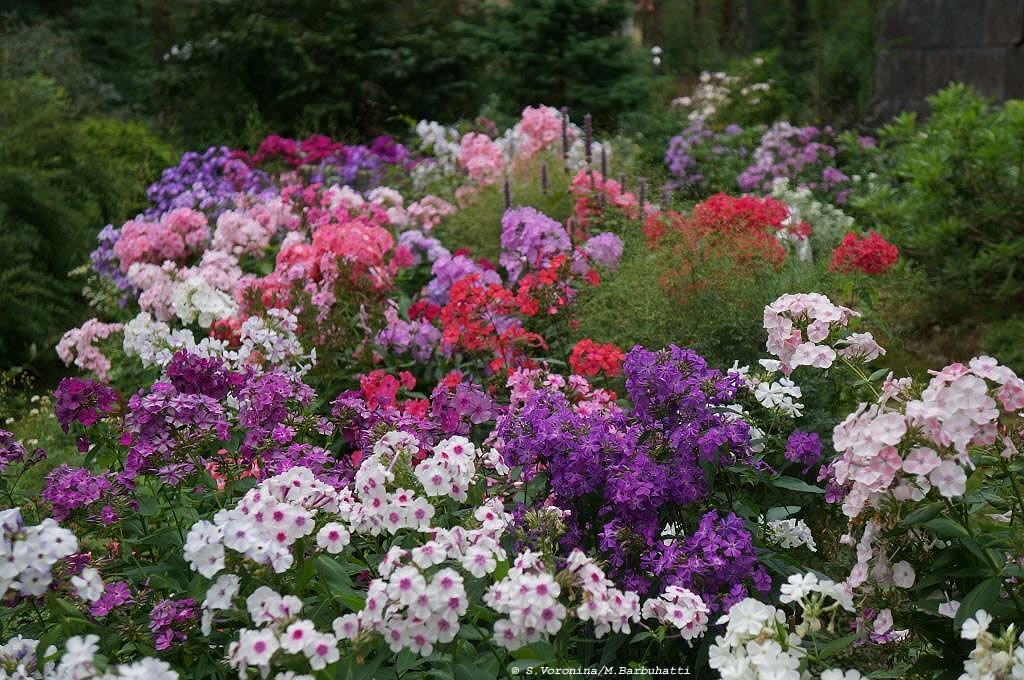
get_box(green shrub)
[854,85,1024,319]
[0,76,172,369]
[482,0,659,125]
[72,116,177,221]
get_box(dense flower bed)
[2,104,1023,680]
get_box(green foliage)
[482,0,659,125]
[0,76,172,369]
[637,0,880,124]
[854,85,1024,319]
[155,0,489,146]
[983,315,1024,374]
[0,16,123,114]
[71,116,176,222]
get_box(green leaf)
[598,635,627,666]
[452,662,498,680]
[771,476,824,494]
[923,518,970,539]
[954,577,1002,629]
[138,526,184,547]
[899,502,943,526]
[816,633,858,659]
[511,640,556,661]
[763,506,802,521]
[315,556,365,611]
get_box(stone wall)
[876,0,1024,116]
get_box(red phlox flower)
[829,231,899,275]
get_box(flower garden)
[2,88,1024,680]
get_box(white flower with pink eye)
[304,633,340,670]
[230,628,279,671]
[316,522,350,554]
[280,620,317,654]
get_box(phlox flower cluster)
[831,355,1024,519]
[568,339,625,378]
[41,465,116,523]
[777,572,854,622]
[647,195,805,303]
[570,170,641,231]
[763,517,817,551]
[784,430,823,472]
[338,560,467,657]
[484,550,567,650]
[829,231,900,275]
[956,610,1024,680]
[769,177,855,257]
[145,146,271,218]
[505,367,621,417]
[670,63,772,123]
[345,431,438,535]
[414,120,461,177]
[121,378,230,480]
[562,549,641,637]
[708,598,805,679]
[653,511,770,613]
[333,499,511,657]
[762,292,864,375]
[113,207,210,272]
[56,320,124,382]
[227,586,338,676]
[744,365,805,417]
[499,345,755,596]
[0,429,28,473]
[664,119,725,188]
[149,597,197,651]
[1,508,78,597]
[738,121,849,201]
[406,195,456,231]
[436,273,546,371]
[423,253,501,304]
[310,136,412,190]
[122,312,227,368]
[458,132,505,185]
[580,231,624,270]
[375,305,442,362]
[53,378,118,434]
[398,229,450,266]
[499,207,571,282]
[640,585,709,641]
[252,133,411,191]
[210,205,287,257]
[414,435,499,502]
[89,580,133,618]
[0,634,179,680]
[122,308,310,375]
[184,467,341,577]
[514,105,574,158]
[170,276,238,328]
